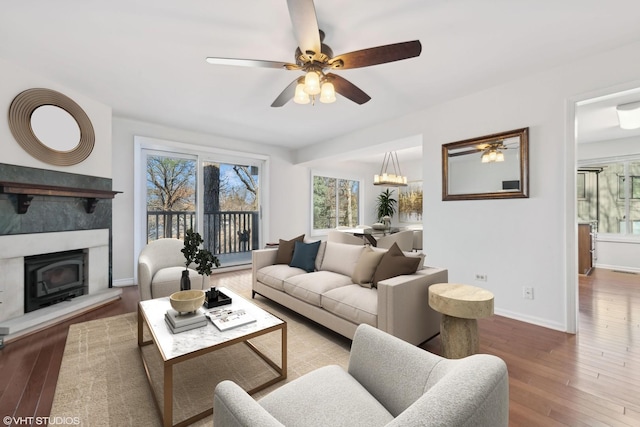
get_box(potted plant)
[181,229,220,291]
[376,188,398,226]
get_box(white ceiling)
[2,0,640,151]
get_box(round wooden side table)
[428,283,494,359]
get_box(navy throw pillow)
[289,240,321,272]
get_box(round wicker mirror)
[8,88,95,166]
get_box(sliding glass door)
[201,161,260,266]
[145,152,197,241]
[141,147,262,268]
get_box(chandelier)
[374,151,408,187]
[481,142,505,163]
[293,69,336,105]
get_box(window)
[578,160,640,235]
[618,175,640,200]
[576,172,586,200]
[312,173,361,234]
[134,136,267,278]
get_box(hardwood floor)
[1,268,639,426]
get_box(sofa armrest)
[214,380,284,427]
[252,248,278,270]
[376,266,448,345]
[252,248,279,290]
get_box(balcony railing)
[146,210,259,255]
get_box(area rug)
[49,289,351,426]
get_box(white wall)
[0,58,112,178]
[111,117,308,283]
[294,41,640,332]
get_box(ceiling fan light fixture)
[616,101,640,129]
[303,71,321,95]
[294,83,310,104]
[319,82,336,103]
[481,145,505,163]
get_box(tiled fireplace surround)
[0,163,121,343]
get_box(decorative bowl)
[170,290,205,313]
[372,223,386,230]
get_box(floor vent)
[612,270,638,275]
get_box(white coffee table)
[137,287,287,427]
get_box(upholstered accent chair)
[213,324,509,427]
[327,229,366,245]
[412,229,423,251]
[376,229,415,252]
[137,238,206,301]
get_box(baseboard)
[113,277,135,287]
[594,263,640,274]
[494,308,567,332]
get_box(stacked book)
[165,308,207,333]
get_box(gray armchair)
[213,324,509,427]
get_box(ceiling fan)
[449,139,520,163]
[205,0,422,107]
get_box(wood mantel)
[0,181,122,214]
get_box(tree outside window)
[313,174,360,232]
[578,160,640,235]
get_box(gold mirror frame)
[8,88,95,166]
[442,127,529,200]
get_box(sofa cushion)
[256,264,307,291]
[283,271,354,307]
[275,234,305,264]
[320,241,366,277]
[351,247,385,288]
[321,285,378,326]
[259,365,393,427]
[289,240,321,272]
[314,241,327,272]
[372,243,422,286]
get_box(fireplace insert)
[24,249,87,313]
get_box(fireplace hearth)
[24,249,87,313]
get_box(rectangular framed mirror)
[442,127,529,200]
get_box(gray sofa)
[252,240,448,345]
[214,324,509,427]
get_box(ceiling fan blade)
[327,73,371,105]
[287,0,321,57]
[328,40,422,69]
[271,78,301,107]
[206,57,299,70]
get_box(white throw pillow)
[320,241,366,277]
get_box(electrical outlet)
[523,287,534,300]
[475,274,487,282]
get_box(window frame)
[133,136,269,282]
[310,170,364,237]
[578,157,640,237]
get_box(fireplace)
[24,249,87,313]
